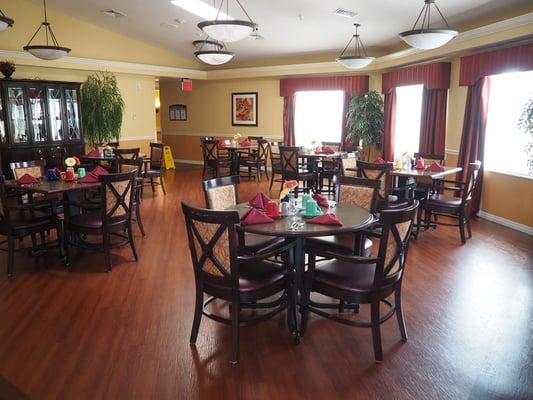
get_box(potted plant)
[0,61,15,79]
[80,72,124,148]
[519,96,533,176]
[346,90,384,160]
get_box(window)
[294,90,344,146]
[485,70,533,177]
[394,84,424,160]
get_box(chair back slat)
[150,143,164,170]
[115,148,140,161]
[203,175,240,210]
[462,161,482,204]
[279,146,300,175]
[356,160,393,201]
[182,203,240,280]
[257,139,270,162]
[202,139,219,163]
[340,154,357,177]
[336,176,380,214]
[100,171,135,220]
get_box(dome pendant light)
[399,0,458,50]
[0,8,15,31]
[23,0,71,60]
[193,39,235,65]
[336,24,375,70]
[198,0,257,43]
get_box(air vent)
[101,9,127,18]
[160,22,180,30]
[333,8,357,19]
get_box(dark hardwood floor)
[0,165,532,400]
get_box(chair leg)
[150,178,155,193]
[190,286,203,344]
[269,173,275,191]
[7,235,15,278]
[395,288,408,341]
[128,223,139,261]
[230,298,240,364]
[136,206,146,237]
[103,233,113,272]
[459,213,466,244]
[466,217,472,239]
[370,301,383,362]
[160,176,166,195]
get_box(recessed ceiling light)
[170,0,232,20]
[101,9,127,18]
[333,8,357,19]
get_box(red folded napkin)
[86,150,100,157]
[306,213,343,226]
[77,172,99,183]
[240,208,274,225]
[374,157,386,164]
[91,165,109,176]
[312,193,330,208]
[314,147,322,155]
[218,139,227,147]
[322,146,335,155]
[425,162,445,172]
[249,192,271,209]
[16,173,39,185]
[240,139,251,146]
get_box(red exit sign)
[181,79,192,91]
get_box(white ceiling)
[37,0,531,63]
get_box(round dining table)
[229,201,375,341]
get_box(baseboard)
[174,159,274,172]
[478,211,533,235]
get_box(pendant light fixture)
[336,24,375,70]
[23,0,71,60]
[193,39,235,65]
[198,0,257,43]
[399,0,457,50]
[0,8,14,31]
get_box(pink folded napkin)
[314,147,322,155]
[218,139,227,147]
[91,165,109,176]
[415,158,425,170]
[374,157,386,164]
[86,150,100,157]
[240,208,274,225]
[322,146,335,155]
[312,193,330,208]
[16,173,39,185]
[249,192,271,209]
[306,213,343,226]
[240,139,251,146]
[425,162,445,172]
[77,172,99,183]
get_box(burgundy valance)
[279,75,369,97]
[459,43,533,86]
[381,62,451,94]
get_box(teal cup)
[304,199,321,217]
[77,167,86,178]
[301,194,312,209]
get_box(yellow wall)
[12,65,156,152]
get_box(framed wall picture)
[232,92,258,126]
[169,104,187,121]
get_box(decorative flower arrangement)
[64,156,80,167]
[233,133,242,140]
[0,61,16,79]
[280,180,298,200]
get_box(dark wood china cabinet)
[0,79,85,178]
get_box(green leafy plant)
[0,60,16,79]
[518,96,533,176]
[80,72,124,147]
[346,90,384,160]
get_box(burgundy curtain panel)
[382,90,397,162]
[283,95,296,146]
[419,88,448,155]
[456,77,491,216]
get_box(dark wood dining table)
[390,166,462,179]
[219,144,254,175]
[228,201,375,341]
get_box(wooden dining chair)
[65,171,138,272]
[202,175,284,255]
[182,202,295,363]
[340,153,358,178]
[421,161,481,244]
[239,139,270,181]
[9,160,46,180]
[201,139,231,179]
[143,142,166,195]
[118,157,146,237]
[319,142,342,195]
[115,148,140,162]
[0,175,64,277]
[269,141,284,192]
[279,146,318,194]
[301,200,418,361]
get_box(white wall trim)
[445,148,460,155]
[478,211,533,236]
[163,131,283,139]
[120,136,154,142]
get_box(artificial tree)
[519,96,533,176]
[346,90,384,160]
[80,72,124,147]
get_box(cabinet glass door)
[7,86,29,144]
[48,87,64,141]
[65,88,81,141]
[28,86,47,143]
[0,90,6,143]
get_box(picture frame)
[231,92,258,126]
[169,104,187,121]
